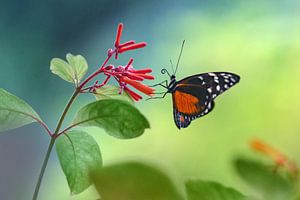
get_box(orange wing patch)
[180,115,185,123]
[173,91,202,114]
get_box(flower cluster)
[80,23,154,101]
[97,58,154,101]
[250,139,298,177]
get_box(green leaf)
[234,158,292,200]
[0,88,41,132]
[50,53,88,86]
[72,99,150,139]
[56,130,102,194]
[185,180,247,200]
[50,58,74,83]
[91,161,184,200]
[94,85,133,103]
[66,53,88,85]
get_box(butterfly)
[150,41,240,129]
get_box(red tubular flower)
[119,40,135,48]
[129,68,153,74]
[113,23,147,59]
[250,139,299,178]
[82,23,155,101]
[115,23,123,47]
[124,72,145,81]
[125,58,134,70]
[96,58,155,101]
[287,161,299,178]
[124,87,142,101]
[135,73,155,80]
[121,77,154,96]
[118,42,147,54]
[250,139,287,166]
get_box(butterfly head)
[160,68,177,91]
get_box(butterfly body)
[166,72,240,129]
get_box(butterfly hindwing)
[173,100,214,129]
[172,84,214,129]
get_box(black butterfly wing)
[179,72,240,99]
[172,72,239,129]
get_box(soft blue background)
[1,0,300,199]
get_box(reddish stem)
[125,58,134,70]
[32,116,53,137]
[78,49,115,90]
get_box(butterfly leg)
[150,80,168,88]
[146,92,167,100]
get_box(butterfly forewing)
[180,72,240,99]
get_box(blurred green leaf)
[72,99,150,139]
[94,85,133,103]
[185,179,247,200]
[234,158,292,200]
[66,53,88,85]
[50,53,88,86]
[0,88,41,132]
[56,130,102,194]
[91,161,183,200]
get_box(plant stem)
[32,137,55,200]
[54,89,81,134]
[32,50,115,200]
[32,89,80,200]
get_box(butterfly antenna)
[170,59,175,74]
[161,68,171,77]
[174,40,185,75]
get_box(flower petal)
[118,42,147,53]
[119,40,135,48]
[250,139,287,165]
[115,23,123,47]
[124,87,142,101]
[129,68,153,74]
[121,77,154,96]
[125,72,145,81]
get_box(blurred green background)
[1,0,300,199]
